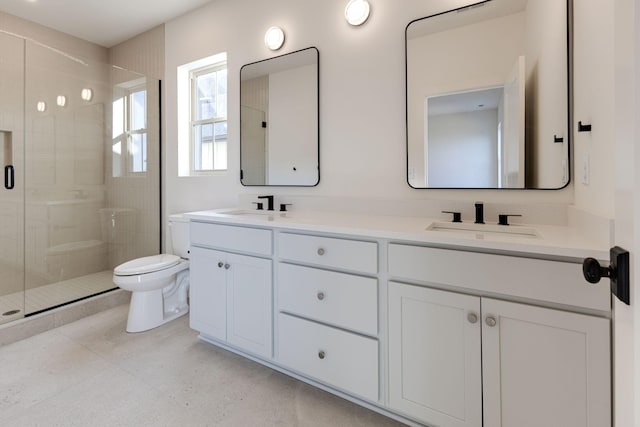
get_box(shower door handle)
[4,165,14,189]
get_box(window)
[112,83,148,177]
[191,64,227,172]
[177,52,228,177]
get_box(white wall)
[164,0,575,225]
[573,0,616,219]
[428,109,498,188]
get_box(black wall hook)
[578,121,592,132]
[554,135,564,143]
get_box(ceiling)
[0,0,213,47]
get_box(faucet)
[257,195,274,211]
[474,202,484,224]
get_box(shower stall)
[0,32,160,324]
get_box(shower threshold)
[0,270,117,324]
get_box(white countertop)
[184,208,609,262]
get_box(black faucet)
[474,202,484,224]
[258,195,274,211]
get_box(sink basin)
[221,209,292,218]
[426,221,540,239]
[223,209,275,216]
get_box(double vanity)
[185,207,611,427]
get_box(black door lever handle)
[583,246,630,305]
[4,165,14,190]
[582,258,612,283]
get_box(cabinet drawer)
[277,313,379,402]
[190,222,272,256]
[278,263,378,336]
[278,233,377,274]
[388,244,610,312]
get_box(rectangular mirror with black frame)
[240,47,319,186]
[406,0,570,189]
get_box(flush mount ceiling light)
[56,95,67,107]
[81,88,93,101]
[345,0,371,26]
[36,101,46,112]
[264,26,285,50]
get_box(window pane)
[196,72,216,120]
[130,133,147,173]
[130,90,146,131]
[193,123,213,171]
[213,120,228,170]
[112,139,122,177]
[217,69,227,118]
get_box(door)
[388,282,482,427]
[610,0,640,425]
[0,33,25,324]
[189,246,227,340]
[482,298,611,427]
[226,253,272,358]
[240,106,267,185]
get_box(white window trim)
[177,52,228,177]
[189,63,227,175]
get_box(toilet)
[113,214,190,333]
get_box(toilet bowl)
[113,214,190,332]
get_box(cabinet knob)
[224,263,231,270]
[467,312,478,324]
[318,350,326,360]
[485,316,497,327]
[317,291,325,301]
[317,248,325,256]
[218,262,224,268]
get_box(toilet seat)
[114,254,181,276]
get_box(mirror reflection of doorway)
[240,106,267,185]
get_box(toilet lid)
[114,254,181,276]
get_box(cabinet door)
[388,282,482,427]
[482,298,611,427]
[189,247,227,341]
[226,253,273,358]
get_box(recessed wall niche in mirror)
[240,47,319,186]
[406,0,570,189]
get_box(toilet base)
[126,288,189,333]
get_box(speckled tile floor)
[0,304,406,426]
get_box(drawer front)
[190,221,272,256]
[277,313,379,402]
[278,263,378,336]
[279,233,377,274]
[388,244,610,312]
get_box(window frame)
[112,81,148,178]
[189,62,228,175]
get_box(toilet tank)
[169,214,190,258]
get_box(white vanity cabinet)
[388,282,482,427]
[185,210,612,426]
[481,298,610,427]
[388,244,611,427]
[276,232,380,402]
[189,222,273,359]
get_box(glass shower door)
[0,32,25,324]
